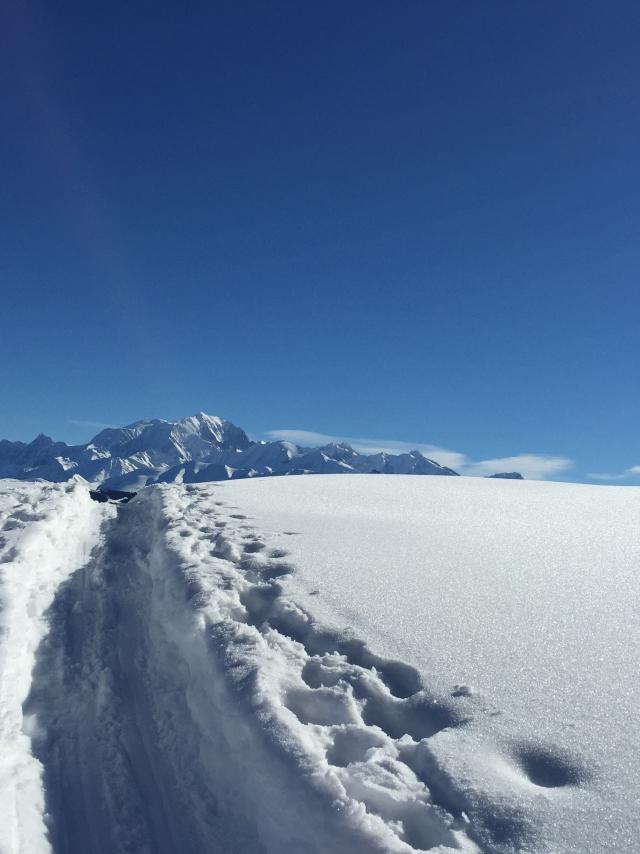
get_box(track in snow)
[24,497,256,854]
[23,489,444,854]
[21,482,572,854]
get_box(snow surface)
[219,475,640,854]
[0,479,107,854]
[1,475,638,853]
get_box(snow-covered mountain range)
[0,412,459,489]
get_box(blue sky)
[1,2,638,483]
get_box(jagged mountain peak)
[173,412,251,451]
[29,433,56,448]
[321,441,355,453]
[88,413,250,464]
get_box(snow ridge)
[0,479,107,854]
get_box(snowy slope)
[218,475,640,854]
[0,413,458,489]
[2,475,637,853]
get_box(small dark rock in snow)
[90,489,136,504]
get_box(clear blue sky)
[1,2,638,482]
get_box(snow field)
[3,474,638,853]
[215,474,640,854]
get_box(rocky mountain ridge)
[0,413,460,489]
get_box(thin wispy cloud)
[462,455,572,480]
[265,429,572,480]
[267,429,339,447]
[68,419,115,430]
[587,465,640,482]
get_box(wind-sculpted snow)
[2,476,638,853]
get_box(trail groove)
[28,488,447,854]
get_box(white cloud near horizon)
[462,454,572,480]
[264,429,572,480]
[266,429,342,447]
[587,465,640,482]
[69,419,115,430]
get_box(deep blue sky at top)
[1,1,638,480]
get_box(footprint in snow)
[513,743,590,788]
[326,726,389,768]
[451,684,474,698]
[243,541,266,554]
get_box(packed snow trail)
[12,483,478,854]
[24,490,269,854]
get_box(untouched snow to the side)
[1,474,638,853]
[219,475,640,854]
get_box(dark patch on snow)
[486,472,524,480]
[90,489,136,504]
[514,742,590,788]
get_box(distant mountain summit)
[0,412,459,489]
[89,413,251,461]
